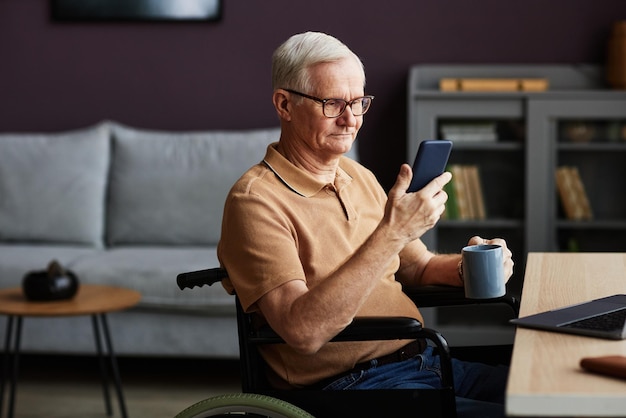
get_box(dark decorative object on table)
[22,260,80,301]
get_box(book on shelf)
[441,178,458,220]
[466,165,486,220]
[555,166,593,220]
[439,77,549,92]
[448,165,470,220]
[440,122,498,142]
[442,164,486,221]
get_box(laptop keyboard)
[562,308,626,332]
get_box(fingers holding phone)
[386,169,452,245]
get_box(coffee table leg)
[96,314,128,418]
[1,316,14,418]
[1,316,22,418]
[92,315,113,416]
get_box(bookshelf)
[408,64,626,346]
[527,99,626,253]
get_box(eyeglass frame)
[283,88,374,118]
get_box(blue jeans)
[321,346,508,418]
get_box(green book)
[443,165,458,220]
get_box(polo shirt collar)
[262,143,353,198]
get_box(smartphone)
[407,140,453,193]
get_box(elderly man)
[218,31,514,418]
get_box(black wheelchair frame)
[174,268,519,418]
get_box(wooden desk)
[0,284,141,418]
[506,253,626,417]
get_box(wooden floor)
[1,354,241,418]
[2,347,515,418]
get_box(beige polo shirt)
[218,143,423,387]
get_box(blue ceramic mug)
[462,244,505,299]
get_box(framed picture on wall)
[51,0,222,22]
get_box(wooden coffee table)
[0,284,141,418]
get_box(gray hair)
[271,32,365,93]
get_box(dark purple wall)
[1,0,625,188]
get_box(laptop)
[510,294,626,340]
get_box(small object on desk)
[580,355,626,380]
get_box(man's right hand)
[383,164,451,245]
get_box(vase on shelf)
[607,21,626,89]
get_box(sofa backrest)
[0,121,360,248]
[107,122,283,246]
[0,122,110,247]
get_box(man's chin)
[331,136,355,153]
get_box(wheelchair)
[174,268,519,418]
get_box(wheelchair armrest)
[249,315,453,388]
[251,316,424,344]
[333,317,423,342]
[404,285,520,316]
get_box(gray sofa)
[0,121,297,358]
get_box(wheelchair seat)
[175,268,519,418]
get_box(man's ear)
[273,90,292,121]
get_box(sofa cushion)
[107,123,281,246]
[0,244,100,289]
[0,123,110,246]
[68,246,232,312]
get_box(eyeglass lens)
[324,97,372,117]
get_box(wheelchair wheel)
[174,393,315,418]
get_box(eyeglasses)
[284,89,374,118]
